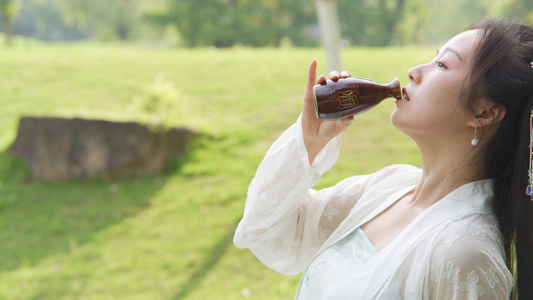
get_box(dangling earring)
[471,126,479,146]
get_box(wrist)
[304,137,331,166]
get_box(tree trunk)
[397,0,406,10]
[116,21,130,41]
[315,0,342,72]
[3,13,12,46]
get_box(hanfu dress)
[234,116,513,299]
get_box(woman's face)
[391,29,480,145]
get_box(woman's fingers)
[329,71,340,81]
[306,59,318,91]
[316,74,327,85]
[316,68,352,85]
[303,60,319,118]
[327,70,351,82]
[332,116,354,135]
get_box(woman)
[234,18,533,299]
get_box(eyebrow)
[436,48,463,61]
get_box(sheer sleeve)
[428,215,513,299]
[233,116,378,275]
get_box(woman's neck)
[409,140,486,207]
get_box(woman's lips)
[395,87,410,103]
[402,87,410,101]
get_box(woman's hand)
[302,59,354,165]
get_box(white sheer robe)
[234,116,513,299]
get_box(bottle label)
[336,89,359,110]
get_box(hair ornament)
[526,61,533,194]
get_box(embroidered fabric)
[234,116,513,299]
[297,227,377,300]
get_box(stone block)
[9,117,197,180]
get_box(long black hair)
[464,18,533,299]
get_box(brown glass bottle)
[313,77,402,120]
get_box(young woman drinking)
[234,18,533,299]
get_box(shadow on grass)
[173,218,241,300]
[0,148,169,273]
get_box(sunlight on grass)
[0,44,433,299]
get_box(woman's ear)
[468,101,506,128]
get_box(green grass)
[0,43,433,299]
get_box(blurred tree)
[152,0,317,47]
[10,0,91,41]
[491,0,533,23]
[337,0,406,46]
[0,0,501,46]
[53,0,161,41]
[338,0,496,46]
[0,0,17,45]
[395,0,430,45]
[423,0,494,44]
[379,0,406,43]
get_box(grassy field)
[0,43,433,299]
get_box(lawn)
[0,42,432,299]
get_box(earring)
[471,127,479,146]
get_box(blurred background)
[0,0,528,299]
[2,0,529,47]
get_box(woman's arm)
[234,60,361,275]
[233,115,347,275]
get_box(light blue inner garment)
[296,227,377,300]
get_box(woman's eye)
[435,60,448,69]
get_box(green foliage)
[3,0,510,47]
[0,0,16,45]
[395,0,430,45]
[131,73,190,129]
[158,0,410,47]
[0,43,429,299]
[158,0,317,47]
[339,0,501,46]
[0,0,16,16]
[50,0,165,41]
[396,0,498,46]
[338,0,407,46]
[7,0,90,41]
[152,0,499,47]
[490,0,533,23]
[425,0,495,43]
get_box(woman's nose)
[407,64,423,84]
